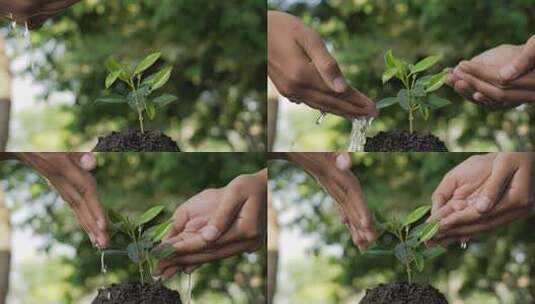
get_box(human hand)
[447,44,535,110]
[155,169,267,278]
[268,10,378,119]
[282,152,375,250]
[14,153,109,248]
[0,0,81,29]
[429,153,535,245]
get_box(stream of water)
[186,273,193,304]
[5,14,35,71]
[347,116,373,152]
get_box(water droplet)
[316,111,326,125]
[100,250,108,274]
[460,239,468,250]
[348,116,374,152]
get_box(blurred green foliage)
[1,153,266,303]
[269,0,535,151]
[3,0,266,151]
[269,153,535,303]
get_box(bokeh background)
[268,0,535,152]
[268,153,535,304]
[0,152,266,304]
[0,0,266,152]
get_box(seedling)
[96,52,179,133]
[104,205,176,284]
[378,50,451,134]
[366,205,445,284]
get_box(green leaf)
[419,105,430,120]
[135,206,165,227]
[384,50,397,70]
[382,68,397,84]
[151,243,176,259]
[143,220,173,242]
[377,97,397,109]
[394,243,411,264]
[397,89,410,111]
[365,249,394,256]
[428,95,452,109]
[95,95,126,104]
[146,103,156,120]
[422,70,448,92]
[107,209,126,224]
[422,246,446,259]
[105,57,122,73]
[102,249,128,256]
[402,206,430,227]
[408,223,427,240]
[143,66,172,91]
[134,52,162,75]
[410,55,441,74]
[413,253,425,272]
[153,94,179,108]
[105,70,121,89]
[418,221,440,243]
[412,85,427,97]
[126,243,142,263]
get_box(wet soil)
[364,130,448,152]
[360,282,448,304]
[92,281,182,304]
[93,129,180,152]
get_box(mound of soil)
[360,282,448,304]
[93,129,180,152]
[364,130,448,152]
[92,281,182,304]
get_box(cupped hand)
[155,169,267,278]
[281,152,375,250]
[14,152,109,248]
[447,43,535,110]
[268,10,378,119]
[0,0,81,29]
[429,153,535,246]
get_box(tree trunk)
[0,189,11,304]
[267,79,279,152]
[267,192,279,303]
[0,36,12,152]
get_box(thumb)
[475,162,515,213]
[499,35,535,82]
[199,186,244,243]
[297,28,348,93]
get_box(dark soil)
[93,129,180,152]
[92,281,182,304]
[360,282,448,304]
[364,130,448,152]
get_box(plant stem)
[138,108,145,134]
[407,262,412,284]
[409,109,414,134]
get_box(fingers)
[164,206,190,242]
[199,183,245,243]
[70,153,97,171]
[335,153,352,171]
[431,172,457,217]
[296,27,348,93]
[299,87,377,118]
[475,159,516,213]
[499,35,535,82]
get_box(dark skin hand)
[0,0,81,29]
[155,169,267,278]
[1,153,109,248]
[269,152,376,251]
[268,10,378,119]
[428,153,535,246]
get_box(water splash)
[316,111,326,125]
[186,273,193,304]
[9,14,16,32]
[348,116,374,152]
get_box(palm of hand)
[470,45,522,69]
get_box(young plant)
[96,52,179,133]
[378,50,451,134]
[104,205,176,284]
[367,205,445,284]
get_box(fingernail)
[80,153,96,170]
[332,77,348,93]
[475,196,492,212]
[499,65,517,81]
[200,225,220,242]
[335,154,351,171]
